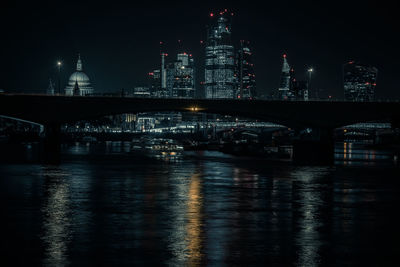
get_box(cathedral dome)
[64,54,94,96]
[68,71,90,87]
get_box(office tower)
[205,10,235,99]
[343,61,378,102]
[236,40,256,99]
[149,69,163,97]
[278,54,290,100]
[169,53,196,98]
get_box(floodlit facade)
[205,10,235,99]
[65,55,94,96]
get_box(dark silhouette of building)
[46,79,55,95]
[236,40,256,99]
[343,61,378,102]
[73,80,80,96]
[292,80,308,100]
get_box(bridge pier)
[42,123,61,164]
[293,127,334,165]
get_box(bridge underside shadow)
[1,94,399,165]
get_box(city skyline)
[1,0,399,99]
[2,2,400,266]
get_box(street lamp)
[57,61,62,95]
[307,67,313,100]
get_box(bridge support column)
[42,123,61,164]
[293,127,334,165]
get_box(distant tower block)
[278,54,291,100]
[343,61,377,102]
[236,40,256,99]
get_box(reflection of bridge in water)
[1,94,399,164]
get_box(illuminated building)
[132,87,151,97]
[135,112,182,131]
[161,52,168,92]
[64,54,94,96]
[236,40,256,99]
[149,69,167,97]
[205,10,235,99]
[169,53,196,98]
[278,54,291,100]
[343,61,378,102]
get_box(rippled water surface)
[1,142,400,266]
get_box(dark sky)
[1,0,399,99]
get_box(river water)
[1,142,399,266]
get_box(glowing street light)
[307,67,314,100]
[57,61,62,95]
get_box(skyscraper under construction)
[205,10,235,99]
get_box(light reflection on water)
[40,167,72,267]
[335,142,394,166]
[291,167,330,267]
[1,142,399,266]
[160,170,205,266]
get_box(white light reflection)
[40,167,72,266]
[292,167,329,267]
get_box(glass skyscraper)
[205,10,235,99]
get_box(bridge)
[1,94,399,164]
[1,94,399,127]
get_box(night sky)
[1,0,399,99]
